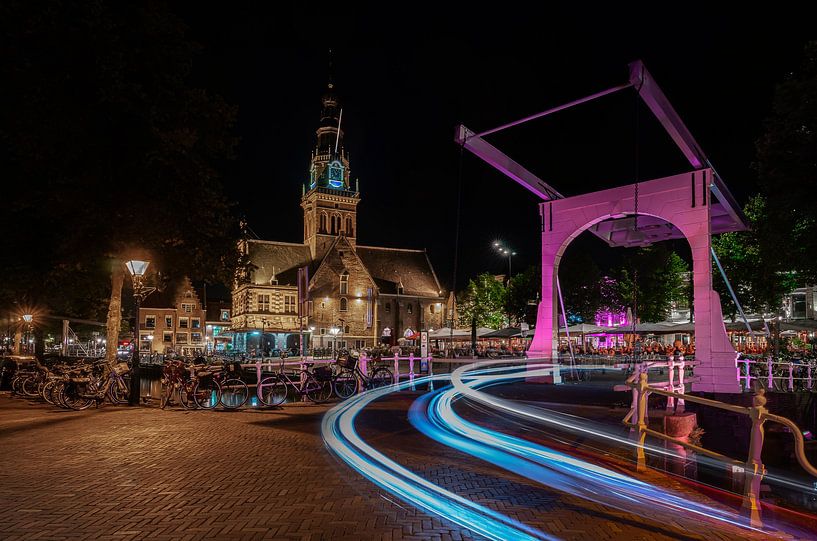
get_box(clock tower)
[301,81,360,260]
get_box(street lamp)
[22,314,33,354]
[329,325,340,356]
[493,242,516,279]
[125,259,155,406]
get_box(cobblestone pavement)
[0,391,803,541]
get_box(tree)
[557,253,603,324]
[0,1,241,359]
[755,41,817,286]
[457,273,507,329]
[712,195,796,318]
[616,245,690,323]
[506,265,540,325]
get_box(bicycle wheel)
[304,373,332,404]
[160,378,174,409]
[258,376,288,406]
[42,380,56,405]
[60,383,94,411]
[22,377,40,397]
[179,383,194,409]
[192,379,221,409]
[369,367,393,389]
[108,377,129,404]
[333,369,357,399]
[220,378,249,409]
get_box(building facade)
[138,277,207,356]
[231,81,446,354]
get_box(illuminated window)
[181,303,195,313]
[340,297,348,312]
[220,310,230,321]
[258,294,270,312]
[165,315,173,327]
[176,333,188,344]
[191,318,201,329]
[179,317,189,329]
[191,333,202,343]
[285,295,296,314]
[145,315,156,329]
[339,271,349,295]
[163,332,173,343]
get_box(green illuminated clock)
[328,160,344,188]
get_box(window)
[176,333,188,344]
[345,325,350,334]
[339,271,349,295]
[258,294,270,312]
[320,300,326,309]
[181,303,195,313]
[346,217,353,236]
[355,340,366,349]
[320,213,327,233]
[165,315,173,327]
[191,332,202,343]
[407,303,413,315]
[340,297,348,311]
[140,335,151,351]
[191,318,201,329]
[179,317,189,329]
[320,328,326,335]
[163,332,173,343]
[220,310,230,321]
[145,315,156,329]
[429,304,435,314]
[285,295,296,314]
[385,301,391,313]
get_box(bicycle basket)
[113,362,130,375]
[313,365,332,382]
[337,356,356,369]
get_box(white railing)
[735,357,816,392]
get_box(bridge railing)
[735,357,816,392]
[623,371,817,527]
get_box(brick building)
[231,81,446,354]
[138,277,207,356]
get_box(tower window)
[340,297,348,312]
[320,213,328,233]
[345,216,353,236]
[385,301,391,313]
[340,270,349,295]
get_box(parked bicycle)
[332,349,392,399]
[257,359,333,406]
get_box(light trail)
[412,363,775,535]
[321,374,555,541]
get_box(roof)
[355,245,442,297]
[248,240,312,286]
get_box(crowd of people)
[558,341,695,357]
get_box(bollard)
[429,357,434,391]
[256,360,262,401]
[742,387,768,528]
[409,353,415,391]
[666,358,675,412]
[635,372,649,472]
[300,358,307,402]
[358,353,367,395]
[394,356,400,385]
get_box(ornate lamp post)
[22,314,33,354]
[125,259,155,406]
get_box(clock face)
[328,161,344,188]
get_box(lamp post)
[329,325,340,356]
[493,242,516,326]
[22,314,33,354]
[260,317,269,357]
[125,259,155,406]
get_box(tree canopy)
[457,273,507,329]
[0,1,240,322]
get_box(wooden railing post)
[636,372,649,472]
[742,387,768,528]
[393,356,400,385]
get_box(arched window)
[429,303,435,314]
[334,215,341,234]
[345,216,353,236]
[319,213,327,233]
[385,301,391,313]
[340,297,348,312]
[339,270,349,295]
[407,303,413,315]
[344,325,350,334]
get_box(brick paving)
[0,392,800,540]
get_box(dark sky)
[173,5,812,292]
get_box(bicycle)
[257,360,333,407]
[332,351,392,400]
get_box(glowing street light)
[492,242,516,279]
[125,258,156,406]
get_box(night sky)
[173,5,812,292]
